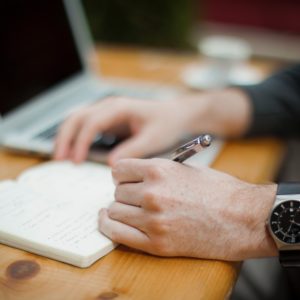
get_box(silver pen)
[171,134,212,163]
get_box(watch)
[267,182,300,297]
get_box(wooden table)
[0,46,285,300]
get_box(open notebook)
[0,140,223,268]
[0,161,116,268]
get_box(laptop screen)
[0,0,83,116]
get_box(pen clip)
[171,134,212,163]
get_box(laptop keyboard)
[35,122,60,140]
[33,87,156,147]
[34,120,122,149]
[34,91,115,141]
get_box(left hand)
[99,158,277,261]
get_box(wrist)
[171,94,217,136]
[243,183,278,259]
[179,89,253,138]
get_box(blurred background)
[83,0,300,60]
[83,0,300,90]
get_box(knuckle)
[146,165,164,181]
[143,190,161,211]
[147,216,160,231]
[147,215,169,234]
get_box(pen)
[171,134,212,163]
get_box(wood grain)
[0,46,285,300]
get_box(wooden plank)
[0,150,44,180]
[213,138,285,183]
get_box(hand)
[54,89,251,165]
[99,158,278,261]
[54,96,204,165]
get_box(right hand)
[54,96,201,165]
[99,158,277,260]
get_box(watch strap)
[277,182,300,195]
[281,265,300,298]
[279,250,300,267]
[277,183,300,297]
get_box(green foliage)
[83,0,196,49]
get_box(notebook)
[0,161,116,268]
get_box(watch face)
[270,200,300,244]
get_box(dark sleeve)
[241,64,300,137]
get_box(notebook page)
[0,161,116,266]
[18,161,114,209]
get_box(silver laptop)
[0,0,176,161]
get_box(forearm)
[182,64,300,139]
[180,88,252,138]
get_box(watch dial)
[270,200,300,244]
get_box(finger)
[108,202,146,230]
[54,108,91,160]
[99,208,150,251]
[112,158,150,184]
[71,108,130,163]
[115,183,144,206]
[108,126,158,164]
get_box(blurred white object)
[228,63,263,85]
[182,62,263,89]
[181,35,262,89]
[200,35,251,60]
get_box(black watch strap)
[280,263,300,298]
[277,183,300,297]
[279,250,300,267]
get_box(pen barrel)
[172,134,212,162]
[173,148,198,163]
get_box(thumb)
[108,127,157,165]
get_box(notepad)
[0,161,116,268]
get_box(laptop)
[0,0,177,162]
[0,0,223,165]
